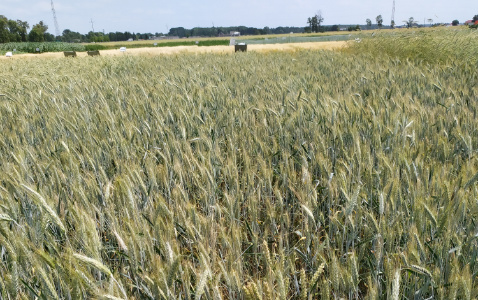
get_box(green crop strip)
[0,39,230,54]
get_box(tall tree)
[62,29,84,42]
[366,19,372,28]
[16,20,29,42]
[376,15,383,28]
[316,10,324,32]
[0,16,29,42]
[7,19,21,42]
[44,32,55,42]
[307,11,324,33]
[405,17,415,28]
[28,21,48,42]
[0,15,9,43]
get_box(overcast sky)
[0,0,474,34]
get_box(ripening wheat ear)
[309,263,325,292]
[243,282,262,300]
[102,294,125,300]
[113,230,128,251]
[195,269,210,300]
[263,281,272,299]
[262,240,273,275]
[21,184,66,233]
[73,253,112,276]
[300,269,308,300]
[73,253,127,299]
[391,269,401,300]
[0,213,14,222]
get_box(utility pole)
[51,0,61,37]
[391,0,396,28]
[90,19,95,32]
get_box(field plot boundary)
[0,41,347,60]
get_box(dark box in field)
[235,44,247,52]
[63,51,77,57]
[87,50,100,56]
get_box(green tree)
[168,27,187,38]
[376,15,383,28]
[315,10,324,32]
[452,20,459,26]
[307,17,312,31]
[7,19,21,42]
[366,18,372,28]
[28,21,48,42]
[0,16,29,43]
[404,17,415,28]
[62,29,85,42]
[0,15,9,43]
[307,11,324,33]
[44,32,55,42]
[16,20,29,42]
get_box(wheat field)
[0,28,477,299]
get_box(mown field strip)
[0,41,347,60]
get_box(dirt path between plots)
[0,41,347,60]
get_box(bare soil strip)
[0,41,347,60]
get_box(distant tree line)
[166,26,309,38]
[63,25,316,42]
[61,30,155,43]
[1,14,329,44]
[0,15,54,43]
[0,16,156,43]
[0,14,157,43]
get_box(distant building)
[230,31,240,36]
[465,20,474,25]
[151,36,180,40]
